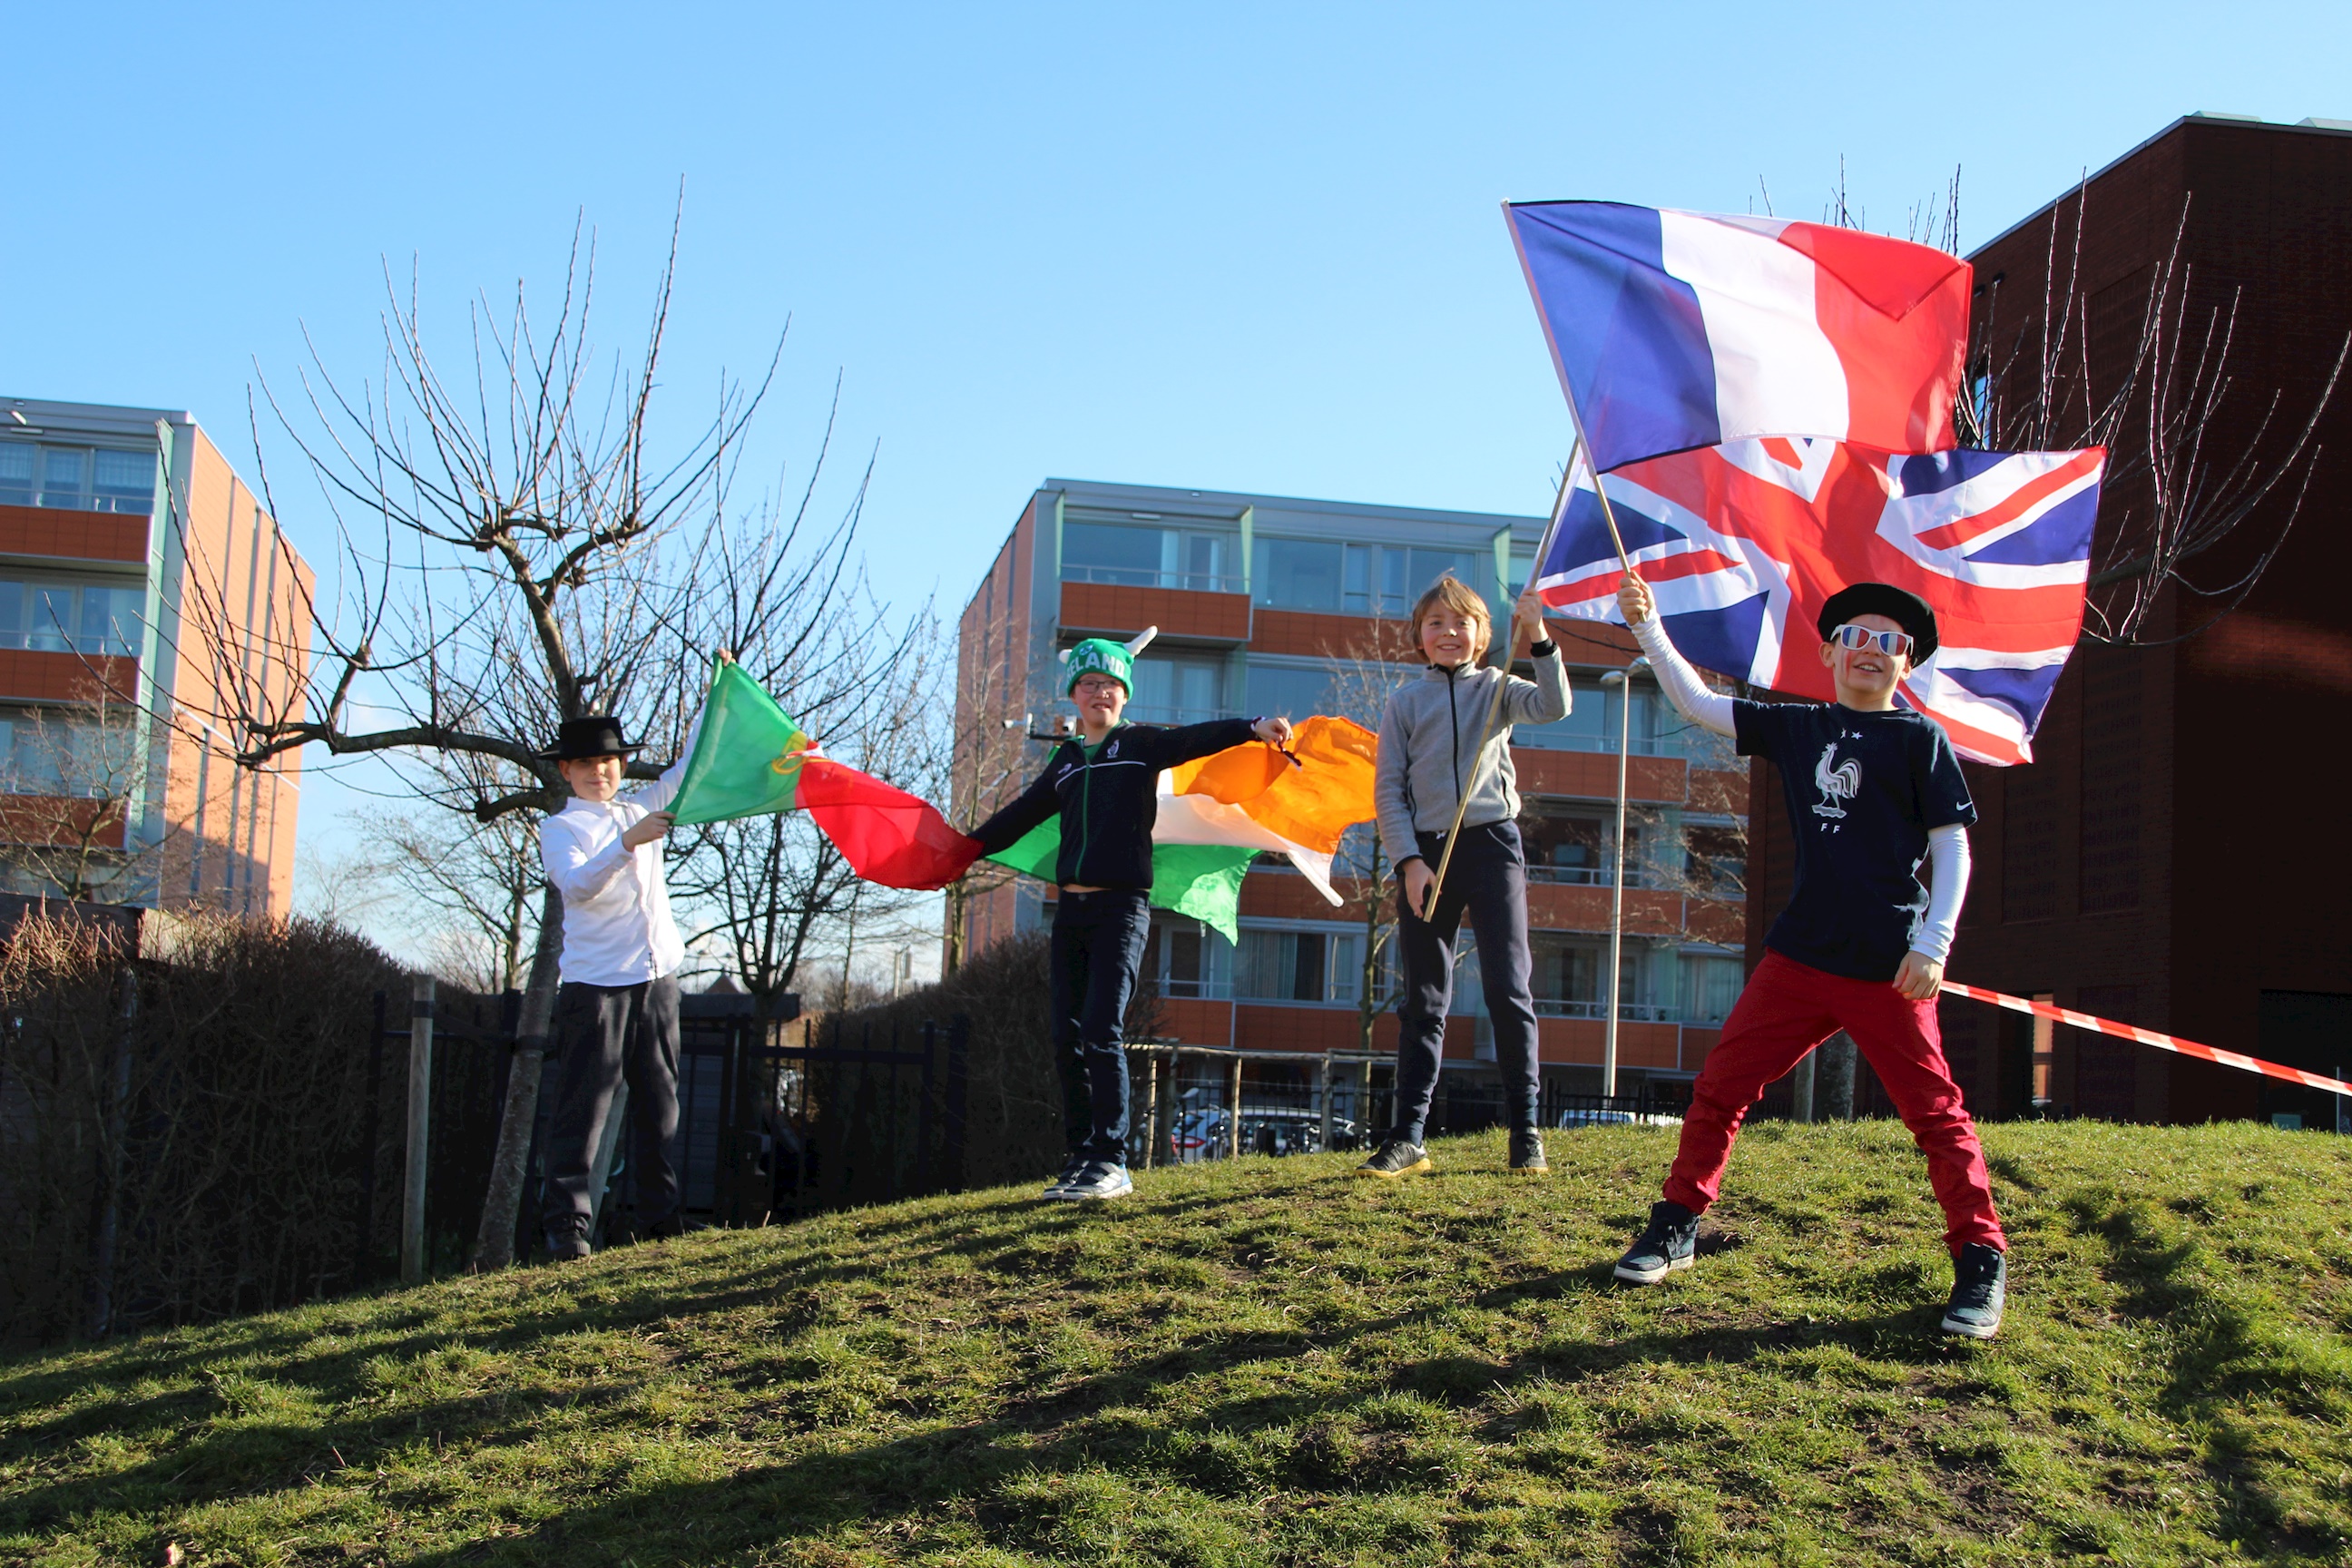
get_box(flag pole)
[1422,443,1581,915]
[1557,381,1637,574]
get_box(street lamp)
[1596,656,1650,1100]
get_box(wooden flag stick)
[1422,443,1583,915]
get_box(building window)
[1680,954,1742,1024]
[1146,916,1231,999]
[1243,660,1336,723]
[0,444,155,514]
[1522,805,1648,887]
[1684,825,1745,897]
[0,579,144,655]
[1251,537,1344,611]
[1062,519,1238,593]
[1236,926,1362,1004]
[0,707,136,799]
[1517,677,1690,756]
[1130,653,1230,725]
[1535,939,1667,1020]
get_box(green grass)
[6,1121,2352,1566]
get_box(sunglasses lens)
[1833,624,1912,657]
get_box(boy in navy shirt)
[1609,573,2006,1339]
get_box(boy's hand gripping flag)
[667,661,982,890]
[1504,201,1971,473]
[1534,437,2107,766]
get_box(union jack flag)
[1535,437,2108,765]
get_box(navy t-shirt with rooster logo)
[1733,700,1976,982]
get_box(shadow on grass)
[2072,1193,2350,1558]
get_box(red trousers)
[1664,950,2006,1252]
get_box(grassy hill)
[5,1120,2351,1566]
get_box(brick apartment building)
[0,397,311,916]
[1749,113,2352,1128]
[951,477,1748,1118]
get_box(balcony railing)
[1062,564,1247,595]
[1124,704,1242,728]
[1534,998,1683,1023]
[1525,863,1658,889]
[0,491,153,515]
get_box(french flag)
[1504,201,1973,473]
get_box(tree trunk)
[1817,1031,1857,1121]
[468,885,564,1269]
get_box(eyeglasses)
[1073,676,1125,695]
[1830,623,1915,659]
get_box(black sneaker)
[1043,1154,1089,1200]
[1509,1128,1549,1175]
[1612,1200,1698,1284]
[1354,1139,1432,1179]
[1942,1243,2007,1339]
[544,1218,592,1263]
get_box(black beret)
[1817,583,1938,662]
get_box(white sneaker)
[1056,1161,1134,1200]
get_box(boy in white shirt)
[536,707,700,1260]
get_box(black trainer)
[1612,1200,1698,1284]
[1942,1243,2007,1339]
[1043,1153,1089,1199]
[1354,1138,1433,1179]
[545,1217,592,1263]
[1509,1128,1549,1175]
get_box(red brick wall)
[0,505,149,563]
[0,650,138,703]
[1060,583,1249,642]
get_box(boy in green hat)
[971,627,1292,1200]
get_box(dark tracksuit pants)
[1389,820,1542,1145]
[1049,888,1152,1164]
[540,975,682,1241]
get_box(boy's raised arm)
[1618,573,1736,738]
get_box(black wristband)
[1530,637,1556,656]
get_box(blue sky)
[5,1,2347,882]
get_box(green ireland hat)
[1061,625,1158,695]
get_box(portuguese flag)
[667,661,981,890]
[668,662,1379,930]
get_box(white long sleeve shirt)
[539,721,700,987]
[1630,614,1972,965]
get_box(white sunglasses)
[1830,623,1915,659]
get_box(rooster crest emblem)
[1812,740,1860,819]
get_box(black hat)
[538,715,647,761]
[1817,583,1938,662]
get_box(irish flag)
[665,662,1378,931]
[984,715,1377,939]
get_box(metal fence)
[373,990,971,1279]
[1122,1046,1690,1164]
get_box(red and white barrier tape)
[1940,980,2352,1099]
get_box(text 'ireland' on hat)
[538,715,648,761]
[1817,583,1939,662]
[1060,625,1159,695]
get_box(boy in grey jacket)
[1359,573,1570,1177]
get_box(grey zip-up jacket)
[1374,642,1571,869]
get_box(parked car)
[1160,1107,1365,1161]
[1554,1107,1685,1129]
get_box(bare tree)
[160,216,877,1269]
[1963,190,2347,644]
[1793,162,2349,649]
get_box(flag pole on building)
[1424,442,1581,911]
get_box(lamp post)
[1597,657,1650,1100]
